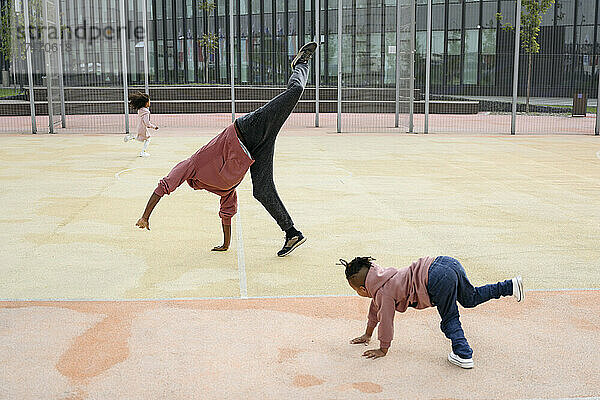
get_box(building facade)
[1,0,598,96]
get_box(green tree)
[497,0,555,112]
[198,0,219,83]
[0,0,44,62]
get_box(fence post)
[337,0,342,133]
[22,0,37,134]
[119,0,130,134]
[395,0,401,128]
[409,0,415,133]
[424,0,431,134]
[42,0,55,133]
[315,0,320,127]
[230,0,235,122]
[596,68,600,135]
[55,0,66,128]
[142,0,150,95]
[511,0,522,135]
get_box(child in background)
[125,92,158,157]
[342,256,523,369]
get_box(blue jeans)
[426,256,513,359]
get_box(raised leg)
[235,63,309,155]
[249,146,294,231]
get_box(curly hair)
[339,257,375,281]
[129,92,150,110]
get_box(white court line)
[236,205,248,299]
[1,288,600,303]
[114,167,140,180]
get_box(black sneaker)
[277,233,306,257]
[291,42,318,69]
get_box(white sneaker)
[124,134,130,142]
[448,352,474,369]
[139,151,150,157]
[512,276,524,302]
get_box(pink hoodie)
[365,257,436,350]
[154,123,254,225]
[136,107,157,141]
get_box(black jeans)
[427,256,513,359]
[235,63,309,231]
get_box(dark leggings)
[427,256,513,359]
[234,63,309,231]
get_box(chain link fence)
[0,0,598,135]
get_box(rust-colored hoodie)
[154,123,254,225]
[365,257,436,350]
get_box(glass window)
[240,38,248,82]
[416,31,427,55]
[384,7,396,32]
[341,33,351,74]
[481,28,495,54]
[252,0,260,14]
[447,31,461,55]
[555,0,574,25]
[176,0,184,18]
[448,4,462,30]
[431,30,444,55]
[432,4,445,30]
[480,54,495,85]
[356,8,368,34]
[385,32,404,85]
[156,0,163,19]
[465,3,479,28]
[541,3,555,26]
[464,29,478,84]
[289,0,297,12]
[576,0,594,25]
[499,1,515,26]
[252,14,261,35]
[288,12,297,34]
[416,5,426,29]
[328,34,338,82]
[276,0,286,11]
[264,0,272,13]
[481,2,497,28]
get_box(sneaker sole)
[514,276,524,302]
[291,43,317,69]
[277,237,306,257]
[448,353,474,369]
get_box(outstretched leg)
[234,43,317,256]
[450,259,513,308]
[235,62,310,155]
[250,146,294,231]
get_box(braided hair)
[339,257,375,281]
[129,92,150,110]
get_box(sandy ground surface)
[1,293,600,400]
[0,131,599,399]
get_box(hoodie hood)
[365,263,398,298]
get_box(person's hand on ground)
[136,218,150,230]
[350,334,371,345]
[211,244,229,251]
[362,348,387,359]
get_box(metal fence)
[1,0,599,135]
